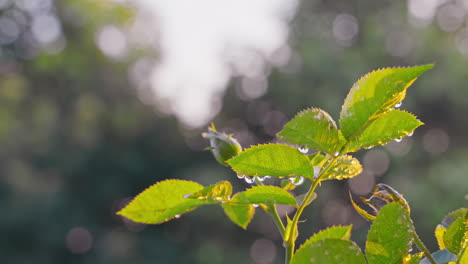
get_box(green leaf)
[291,238,366,264]
[117,179,212,224]
[322,155,362,180]
[277,108,342,155]
[186,181,232,201]
[298,225,352,252]
[440,208,468,228]
[339,64,433,141]
[227,143,313,178]
[221,203,255,230]
[345,110,423,152]
[230,186,297,205]
[443,217,467,255]
[419,249,457,264]
[366,203,413,264]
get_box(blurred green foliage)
[0,0,467,263]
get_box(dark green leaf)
[227,143,313,178]
[291,238,366,264]
[278,108,342,155]
[117,180,212,224]
[366,203,413,264]
[339,64,433,141]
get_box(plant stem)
[254,178,285,238]
[411,224,437,264]
[284,154,341,263]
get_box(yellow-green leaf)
[322,155,362,181]
[339,64,433,141]
[277,108,342,155]
[366,203,413,264]
[227,143,313,178]
[186,181,232,201]
[291,239,366,264]
[117,179,212,224]
[443,217,467,255]
[230,186,297,205]
[435,224,447,250]
[298,225,352,252]
[345,110,423,152]
[221,204,255,230]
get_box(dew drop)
[245,176,255,184]
[334,151,340,157]
[298,147,309,154]
[175,214,181,219]
[237,174,245,179]
[408,132,414,137]
[313,166,321,179]
[290,176,304,186]
[183,193,192,199]
[395,102,402,108]
[395,138,402,143]
[253,204,259,207]
[257,176,265,182]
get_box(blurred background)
[0,0,467,263]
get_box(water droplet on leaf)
[395,138,402,143]
[395,102,402,108]
[175,214,181,219]
[298,147,309,154]
[245,176,255,184]
[290,176,304,186]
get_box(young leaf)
[458,247,468,264]
[366,203,413,264]
[322,155,362,181]
[186,181,232,201]
[403,253,423,264]
[345,110,423,152]
[339,64,433,141]
[298,225,352,252]
[434,224,447,250]
[277,108,342,155]
[227,143,313,178]
[419,249,457,264]
[230,185,297,206]
[117,180,213,224]
[221,204,255,230]
[443,217,467,255]
[291,238,366,264]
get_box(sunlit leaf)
[227,144,313,178]
[345,110,423,152]
[278,108,342,155]
[435,225,447,250]
[443,217,467,255]
[291,238,366,264]
[322,155,362,181]
[221,204,255,230]
[117,180,212,224]
[230,186,297,206]
[403,253,423,264]
[366,203,413,264]
[339,64,433,141]
[186,181,232,201]
[440,208,468,228]
[298,225,352,252]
